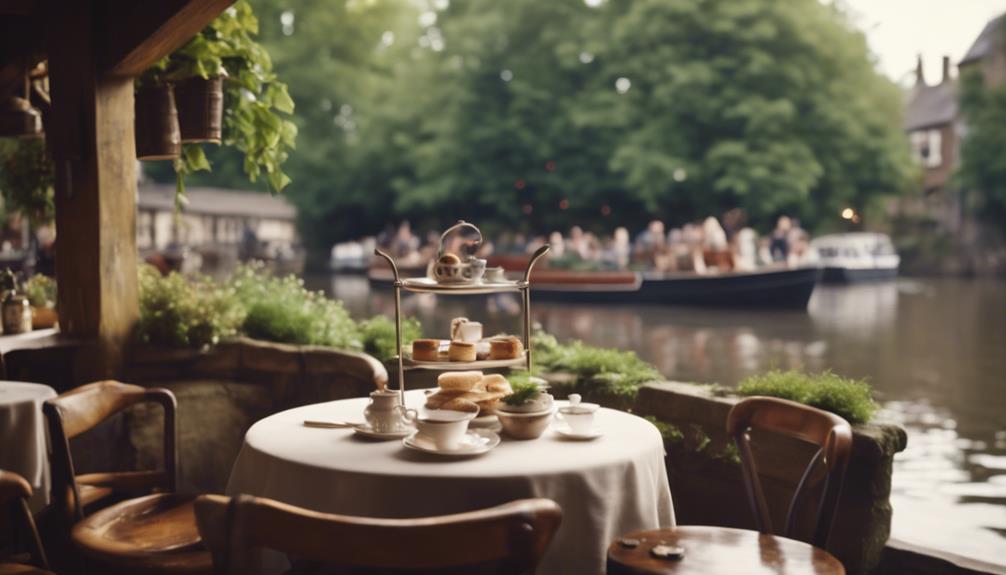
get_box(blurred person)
[548,231,565,258]
[769,215,792,262]
[702,216,731,271]
[733,227,758,271]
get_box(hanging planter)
[134,83,180,161]
[175,75,223,144]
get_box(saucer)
[554,426,602,441]
[353,423,413,440]
[403,428,500,456]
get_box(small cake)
[481,373,513,395]
[448,341,476,362]
[411,339,440,362]
[489,336,524,360]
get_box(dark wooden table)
[607,526,845,575]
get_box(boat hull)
[821,266,898,283]
[532,267,821,309]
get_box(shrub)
[358,316,422,362]
[737,369,877,424]
[25,274,56,308]
[136,265,244,348]
[229,264,359,349]
[532,331,660,403]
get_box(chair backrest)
[726,396,852,549]
[0,470,49,569]
[43,380,177,521]
[195,494,562,575]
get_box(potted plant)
[24,274,56,329]
[135,60,181,162]
[0,138,54,224]
[496,379,556,440]
[141,1,296,201]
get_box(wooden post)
[47,1,138,378]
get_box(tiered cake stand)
[373,221,550,407]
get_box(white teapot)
[364,390,416,433]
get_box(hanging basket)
[175,76,223,144]
[135,83,180,161]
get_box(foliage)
[503,379,541,406]
[532,331,660,402]
[737,368,877,424]
[143,1,297,196]
[0,139,54,224]
[359,315,422,362]
[229,263,359,348]
[958,66,1006,229]
[142,0,911,259]
[24,274,56,308]
[136,265,245,348]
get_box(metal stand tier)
[374,228,550,407]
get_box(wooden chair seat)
[71,493,212,574]
[0,563,56,575]
[607,526,845,575]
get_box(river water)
[309,274,1006,565]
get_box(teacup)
[415,410,477,451]
[363,390,416,433]
[484,266,505,283]
[557,393,599,434]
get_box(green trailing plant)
[503,380,541,406]
[737,369,878,424]
[228,263,358,349]
[360,316,422,362]
[136,265,245,348]
[24,274,56,308]
[0,139,54,224]
[143,0,296,198]
[532,331,660,403]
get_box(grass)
[737,368,878,424]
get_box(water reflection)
[309,274,1006,562]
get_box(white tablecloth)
[227,390,675,575]
[0,381,56,511]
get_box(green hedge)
[737,369,878,424]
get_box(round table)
[0,381,56,511]
[227,390,675,575]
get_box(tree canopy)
[149,0,914,257]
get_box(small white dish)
[403,428,500,456]
[352,423,413,440]
[554,426,603,441]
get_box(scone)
[481,373,513,395]
[448,341,476,362]
[411,339,440,362]
[489,336,524,360]
[437,371,483,391]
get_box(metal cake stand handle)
[437,220,483,261]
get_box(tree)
[959,68,1006,229]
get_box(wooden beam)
[99,0,235,77]
[47,0,139,378]
[0,0,33,15]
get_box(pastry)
[411,339,440,362]
[482,373,513,395]
[448,341,476,362]
[450,317,483,343]
[439,253,461,265]
[437,371,483,391]
[439,397,480,413]
[489,336,524,360]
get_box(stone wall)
[633,382,908,575]
[121,338,387,493]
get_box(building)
[136,184,300,272]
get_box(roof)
[904,81,957,131]
[137,184,297,221]
[960,14,1004,66]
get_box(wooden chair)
[0,470,54,575]
[608,396,853,575]
[44,380,212,574]
[194,494,563,575]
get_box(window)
[910,129,943,168]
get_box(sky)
[839,0,1006,85]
